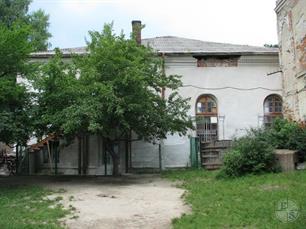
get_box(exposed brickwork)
[132,20,142,45]
[276,0,306,121]
[297,35,306,69]
[196,56,239,67]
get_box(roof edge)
[156,51,278,56]
[30,51,278,59]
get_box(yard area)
[1,171,306,229]
[0,184,69,229]
[164,169,306,229]
[0,175,188,229]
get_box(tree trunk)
[111,153,120,176]
[105,139,120,176]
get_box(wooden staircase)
[200,140,232,170]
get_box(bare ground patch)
[43,175,189,229]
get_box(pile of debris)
[0,149,16,176]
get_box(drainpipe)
[159,53,166,171]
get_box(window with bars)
[196,95,218,142]
[263,94,283,127]
[196,95,217,114]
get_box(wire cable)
[181,84,282,91]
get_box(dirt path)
[45,175,189,229]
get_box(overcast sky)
[29,0,279,49]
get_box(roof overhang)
[157,51,278,57]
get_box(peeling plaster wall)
[131,55,282,169]
[30,54,281,173]
[165,55,282,139]
[276,0,306,121]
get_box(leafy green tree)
[31,49,81,139]
[0,0,51,147]
[0,0,51,51]
[0,22,33,145]
[33,24,192,175]
[0,0,30,26]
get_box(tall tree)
[31,49,81,139]
[33,24,192,175]
[0,0,51,51]
[0,0,51,146]
[0,22,33,145]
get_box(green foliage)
[0,22,32,77]
[0,0,51,145]
[163,169,306,229]
[218,132,278,178]
[0,0,51,51]
[0,22,33,145]
[73,24,192,140]
[31,49,80,138]
[218,118,306,178]
[32,23,192,174]
[266,118,306,153]
[33,23,192,139]
[28,9,51,51]
[0,0,31,26]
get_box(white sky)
[30,0,279,49]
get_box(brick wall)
[197,56,239,67]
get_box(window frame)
[263,94,283,126]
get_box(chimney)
[132,20,142,45]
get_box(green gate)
[190,137,200,168]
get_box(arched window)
[263,94,283,126]
[196,95,217,115]
[196,95,218,143]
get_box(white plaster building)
[27,23,282,175]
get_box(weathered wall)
[131,54,282,169]
[276,0,306,121]
[34,136,126,175]
[166,55,281,138]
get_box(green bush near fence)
[266,119,306,158]
[218,118,306,178]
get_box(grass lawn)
[0,185,70,229]
[164,170,306,229]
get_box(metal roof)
[141,36,278,55]
[30,36,278,58]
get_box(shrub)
[267,118,306,153]
[218,131,279,178]
[218,118,306,178]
